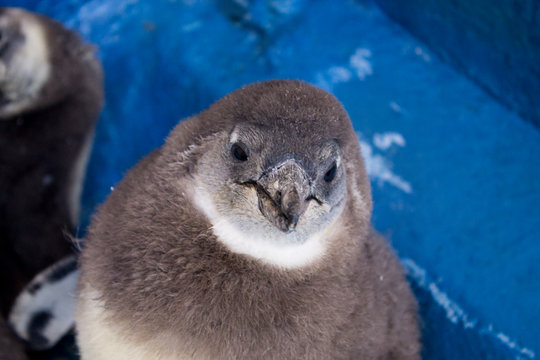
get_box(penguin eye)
[324,162,337,182]
[231,142,249,162]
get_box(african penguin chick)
[76,80,420,359]
[0,6,103,346]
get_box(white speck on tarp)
[315,48,373,92]
[414,46,431,62]
[373,132,406,150]
[359,138,412,193]
[70,0,137,39]
[182,21,202,32]
[315,66,353,92]
[349,48,373,80]
[389,101,402,113]
[327,66,353,84]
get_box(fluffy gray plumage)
[77,80,420,359]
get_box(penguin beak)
[255,159,311,233]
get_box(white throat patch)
[193,187,329,269]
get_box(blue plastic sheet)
[8,0,540,358]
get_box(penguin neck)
[192,186,334,269]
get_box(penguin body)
[0,6,103,336]
[77,80,419,359]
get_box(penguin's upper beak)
[255,159,311,233]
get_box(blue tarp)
[9,0,540,358]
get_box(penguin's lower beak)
[255,159,311,233]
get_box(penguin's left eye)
[231,142,249,162]
[324,162,337,182]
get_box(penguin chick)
[76,80,420,359]
[0,6,103,339]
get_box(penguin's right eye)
[231,142,249,162]
[324,162,337,182]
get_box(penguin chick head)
[170,80,371,268]
[0,8,51,119]
[0,8,101,119]
[199,122,347,233]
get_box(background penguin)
[77,80,420,359]
[0,7,103,352]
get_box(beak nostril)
[275,191,282,205]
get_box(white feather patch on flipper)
[8,255,79,350]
